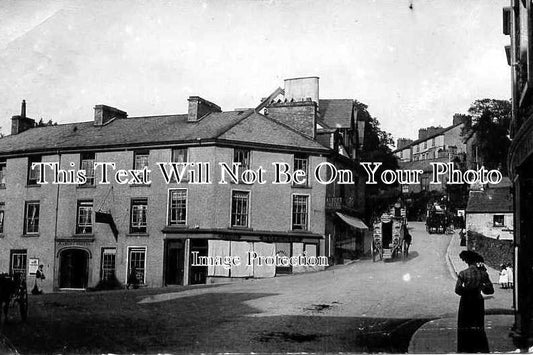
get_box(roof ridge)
[213,109,256,138]
[393,122,464,152]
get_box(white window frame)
[10,250,27,277]
[0,202,4,234]
[493,214,505,227]
[80,152,96,186]
[24,201,40,234]
[76,200,93,235]
[133,150,149,170]
[230,189,251,228]
[27,156,41,185]
[293,154,309,186]
[233,148,251,170]
[291,193,310,231]
[126,246,147,285]
[0,159,6,187]
[100,247,117,281]
[167,188,188,226]
[171,147,189,163]
[130,198,148,233]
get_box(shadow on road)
[3,290,435,354]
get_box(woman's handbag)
[481,272,495,295]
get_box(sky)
[0,0,510,142]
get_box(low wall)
[467,231,513,270]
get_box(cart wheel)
[19,290,28,321]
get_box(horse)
[0,273,21,324]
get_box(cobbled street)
[2,223,513,353]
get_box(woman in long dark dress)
[455,251,494,353]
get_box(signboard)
[28,258,39,275]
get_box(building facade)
[0,77,369,291]
[465,185,514,241]
[504,0,533,348]
[262,77,369,263]
[0,96,334,292]
[392,117,467,194]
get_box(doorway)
[59,249,89,289]
[164,240,185,285]
[382,221,393,248]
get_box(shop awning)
[336,212,369,230]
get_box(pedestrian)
[403,227,412,256]
[127,266,139,289]
[506,263,514,289]
[455,250,494,353]
[499,264,508,289]
[459,228,466,247]
[32,264,45,295]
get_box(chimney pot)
[11,100,35,135]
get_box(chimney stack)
[418,128,427,140]
[283,77,319,106]
[426,126,443,137]
[94,105,127,126]
[265,100,317,138]
[396,138,413,150]
[187,96,221,122]
[453,114,470,126]
[11,100,35,135]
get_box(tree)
[354,100,400,223]
[461,99,511,175]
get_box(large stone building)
[262,77,369,263]
[0,77,368,292]
[392,116,467,193]
[503,0,533,348]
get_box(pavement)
[408,229,518,353]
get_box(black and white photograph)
[0,0,530,353]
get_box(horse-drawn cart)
[0,273,28,323]
[371,206,409,262]
[426,204,447,234]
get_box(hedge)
[467,230,513,270]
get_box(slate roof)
[392,122,463,153]
[0,110,328,156]
[319,99,354,128]
[466,187,513,213]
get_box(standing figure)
[455,251,494,353]
[506,263,514,289]
[403,226,412,256]
[127,266,139,289]
[499,264,508,289]
[33,264,45,294]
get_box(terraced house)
[0,77,367,292]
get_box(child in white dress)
[499,264,508,289]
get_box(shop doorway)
[59,249,89,289]
[164,240,185,285]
